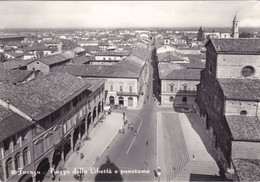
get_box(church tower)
[231,15,239,38]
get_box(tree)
[239,32,254,38]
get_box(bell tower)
[231,15,239,38]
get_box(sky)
[0,1,260,29]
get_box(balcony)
[117,91,138,96]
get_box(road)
[83,51,162,182]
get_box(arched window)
[182,97,187,103]
[242,66,254,77]
[120,85,123,92]
[240,110,247,115]
[23,147,29,166]
[170,84,174,92]
[14,152,20,170]
[5,158,12,179]
[169,96,174,102]
[110,85,113,91]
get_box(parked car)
[113,105,119,109]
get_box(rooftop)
[36,54,71,66]
[0,70,33,84]
[206,38,260,54]
[159,63,201,80]
[218,78,260,101]
[232,158,260,181]
[225,115,260,141]
[63,55,145,79]
[0,105,32,142]
[0,72,96,120]
[158,52,188,63]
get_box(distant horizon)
[1,1,260,29]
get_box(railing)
[117,91,138,96]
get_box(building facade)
[0,72,105,182]
[195,38,260,180]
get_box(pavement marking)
[126,112,143,154]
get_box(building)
[157,52,189,64]
[92,51,131,65]
[0,72,105,182]
[195,38,260,181]
[0,35,26,44]
[231,15,239,38]
[27,54,71,74]
[159,63,200,109]
[62,55,148,108]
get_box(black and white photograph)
[0,1,260,182]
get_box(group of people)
[120,112,137,136]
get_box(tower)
[231,15,239,38]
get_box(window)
[120,85,123,92]
[88,100,91,109]
[21,130,28,141]
[240,110,247,115]
[64,102,71,113]
[110,85,113,91]
[23,147,29,166]
[169,96,174,102]
[13,135,18,146]
[14,152,20,170]
[183,85,188,91]
[4,138,10,151]
[170,84,174,92]
[129,86,133,93]
[242,66,254,77]
[5,158,12,179]
[51,110,61,123]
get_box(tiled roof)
[5,52,24,58]
[0,72,94,120]
[0,105,32,142]
[37,54,70,66]
[158,52,187,62]
[218,79,260,101]
[159,63,200,80]
[26,45,49,51]
[0,35,25,39]
[233,158,260,181]
[82,46,100,52]
[206,38,260,54]
[3,58,36,70]
[95,51,130,56]
[70,47,85,54]
[64,55,144,79]
[72,56,90,64]
[0,70,33,84]
[131,43,149,60]
[225,115,260,141]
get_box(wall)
[161,79,198,105]
[225,100,257,116]
[217,54,260,79]
[232,141,260,159]
[27,61,50,74]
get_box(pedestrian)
[122,128,125,134]
[146,140,149,146]
[134,130,137,136]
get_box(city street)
[57,45,220,182]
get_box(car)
[113,105,119,109]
